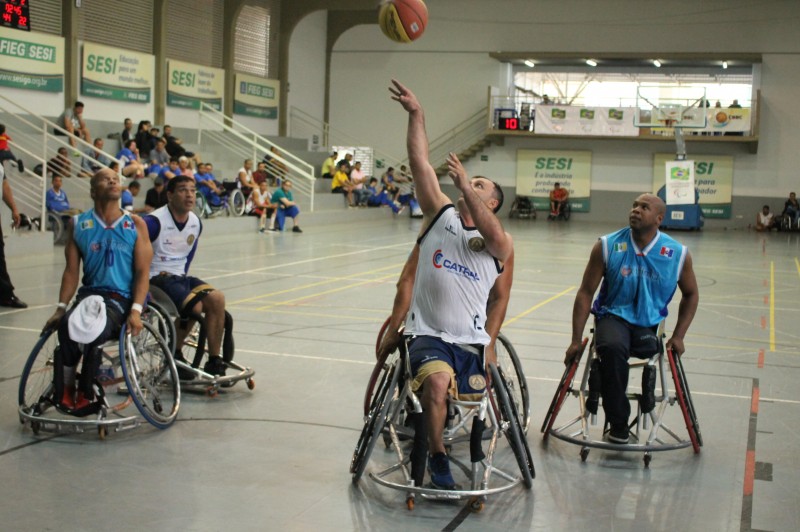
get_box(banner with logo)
[653,154,733,218]
[664,160,695,206]
[516,150,592,212]
[534,105,638,136]
[651,108,751,135]
[0,27,63,92]
[234,73,279,119]
[167,60,223,110]
[81,42,152,102]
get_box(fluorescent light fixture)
[524,60,535,68]
[585,59,597,67]
[722,61,728,69]
[653,59,662,68]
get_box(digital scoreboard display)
[2,0,30,31]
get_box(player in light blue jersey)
[565,193,699,444]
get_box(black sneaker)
[204,356,226,377]
[17,159,24,173]
[173,354,195,381]
[292,226,302,233]
[608,424,630,444]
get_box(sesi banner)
[653,154,733,218]
[81,41,153,102]
[516,149,592,212]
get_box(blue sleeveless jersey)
[72,209,138,299]
[592,228,687,327]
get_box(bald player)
[564,193,699,444]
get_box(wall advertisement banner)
[167,60,224,110]
[234,73,279,119]
[650,109,752,135]
[664,160,695,206]
[652,154,733,218]
[0,27,64,92]
[81,42,152,102]
[534,105,639,136]
[516,150,592,212]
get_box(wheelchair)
[148,285,255,396]
[547,201,571,221]
[508,196,536,220]
[352,325,535,511]
[541,322,702,467]
[18,307,181,439]
[193,182,246,219]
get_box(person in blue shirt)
[116,139,145,179]
[158,157,181,182]
[121,180,140,212]
[46,175,81,215]
[564,193,699,444]
[43,168,153,412]
[365,177,403,214]
[195,162,222,207]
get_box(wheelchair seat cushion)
[408,335,486,401]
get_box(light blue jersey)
[72,209,138,299]
[592,227,687,327]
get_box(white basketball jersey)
[406,206,502,345]
[149,206,202,276]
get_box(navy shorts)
[150,274,214,313]
[408,335,486,401]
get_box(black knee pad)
[586,358,602,415]
[640,365,657,413]
[222,311,234,363]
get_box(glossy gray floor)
[1,216,798,531]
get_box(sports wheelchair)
[547,201,571,221]
[18,306,180,439]
[148,285,255,396]
[351,321,534,511]
[508,196,536,220]
[541,322,702,467]
[193,182,246,219]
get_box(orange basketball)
[378,0,428,43]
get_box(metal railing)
[198,103,316,211]
[0,93,123,228]
[425,108,489,169]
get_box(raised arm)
[389,79,449,218]
[565,241,605,364]
[484,249,514,368]
[666,251,699,356]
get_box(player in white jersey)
[390,80,514,489]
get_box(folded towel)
[68,295,107,344]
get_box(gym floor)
[1,215,798,531]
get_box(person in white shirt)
[237,159,255,197]
[755,205,776,232]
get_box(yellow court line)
[255,272,400,311]
[770,261,775,352]
[795,257,800,279]
[502,286,576,327]
[229,262,404,306]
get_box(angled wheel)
[351,349,402,483]
[19,328,58,419]
[561,202,571,221]
[541,337,588,439]
[667,348,703,452]
[46,212,65,244]
[229,188,246,217]
[490,363,534,488]
[144,301,177,355]
[120,322,180,429]
[495,332,530,434]
[193,194,207,219]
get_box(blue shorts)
[408,336,486,401]
[150,274,214,313]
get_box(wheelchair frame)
[541,325,702,467]
[148,285,255,396]
[352,337,534,511]
[18,319,180,439]
[193,183,246,219]
[508,195,536,220]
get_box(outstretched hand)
[389,79,421,114]
[446,152,469,190]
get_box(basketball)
[378,0,428,43]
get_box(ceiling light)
[722,61,728,69]
[524,60,535,68]
[585,59,597,67]
[653,59,662,68]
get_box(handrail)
[198,103,315,211]
[425,108,489,169]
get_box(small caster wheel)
[643,454,652,468]
[31,420,41,435]
[580,448,589,462]
[406,497,415,511]
[469,497,484,513]
[246,378,255,390]
[206,387,219,398]
[98,426,107,440]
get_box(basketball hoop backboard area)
[634,85,707,129]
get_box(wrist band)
[131,303,143,313]
[57,302,67,309]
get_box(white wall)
[326,0,800,199]
[287,9,328,145]
[2,87,64,119]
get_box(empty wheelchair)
[508,196,536,220]
[352,327,534,511]
[193,182,246,219]
[148,285,255,396]
[18,310,180,439]
[541,322,702,467]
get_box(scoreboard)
[2,0,30,31]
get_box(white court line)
[203,241,414,281]
[0,304,52,316]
